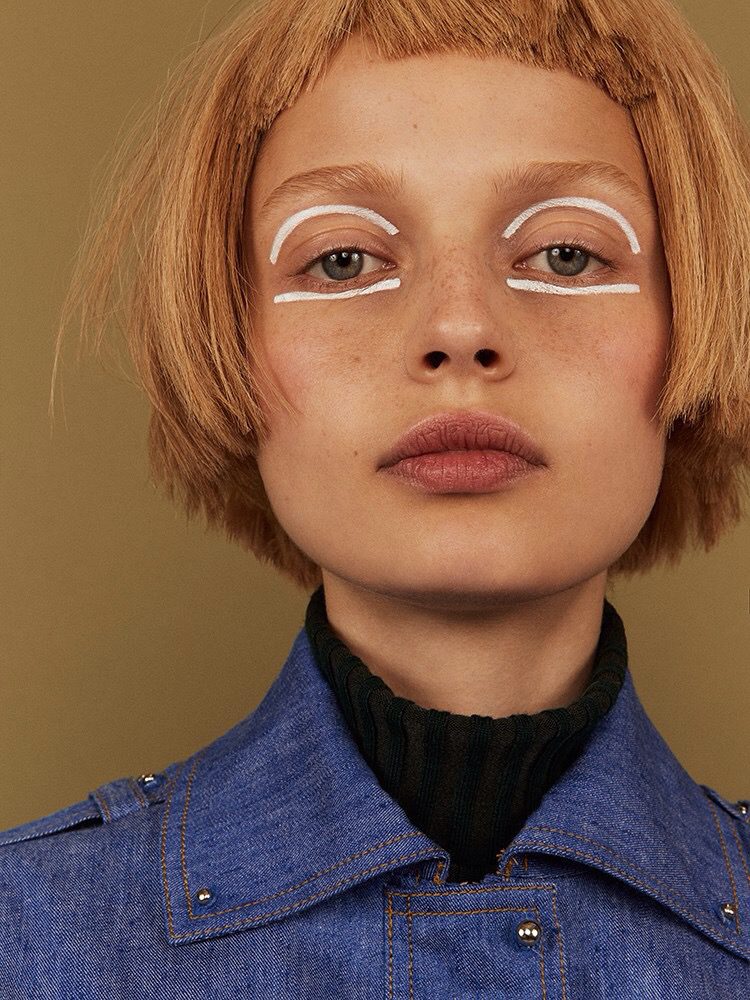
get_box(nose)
[403,242,517,383]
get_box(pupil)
[322,249,363,280]
[549,245,587,276]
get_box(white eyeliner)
[270,196,642,302]
[502,196,641,254]
[273,277,401,302]
[269,204,399,265]
[506,278,640,295]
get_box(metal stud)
[517,919,541,944]
[195,887,214,905]
[737,801,749,816]
[138,773,159,786]
[720,902,737,920]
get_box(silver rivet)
[195,887,214,905]
[720,902,737,919]
[517,919,541,944]
[138,773,158,785]
[737,801,749,816]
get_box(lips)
[379,410,546,469]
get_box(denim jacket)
[1,621,749,998]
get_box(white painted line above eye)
[269,204,400,265]
[506,278,640,295]
[273,276,401,302]
[502,197,641,254]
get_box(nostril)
[477,348,497,365]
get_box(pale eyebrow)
[257,157,654,244]
[259,161,406,227]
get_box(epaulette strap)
[89,776,152,823]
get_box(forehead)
[249,38,653,217]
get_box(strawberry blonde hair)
[50,0,750,591]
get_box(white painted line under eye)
[273,276,401,302]
[269,204,399,265]
[506,278,640,295]
[502,197,641,254]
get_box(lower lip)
[382,450,542,493]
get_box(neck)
[318,570,609,716]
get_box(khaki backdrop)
[1,0,749,830]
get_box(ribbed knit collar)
[304,585,627,883]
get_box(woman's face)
[244,35,671,607]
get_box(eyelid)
[291,233,391,275]
[297,230,614,275]
[269,195,640,269]
[286,215,626,276]
[269,204,399,264]
[502,196,641,254]
[522,233,614,268]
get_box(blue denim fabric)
[1,622,749,998]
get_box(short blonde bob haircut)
[51,0,750,592]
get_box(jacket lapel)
[159,622,750,963]
[498,667,750,963]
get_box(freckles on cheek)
[280,320,369,394]
[540,310,647,416]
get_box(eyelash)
[294,234,617,291]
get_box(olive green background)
[1,1,748,830]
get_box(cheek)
[537,304,669,485]
[588,317,670,490]
[600,315,670,419]
[256,314,332,417]
[261,311,375,418]
[256,317,369,483]
[555,294,669,416]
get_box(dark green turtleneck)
[304,585,628,884]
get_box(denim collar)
[159,623,750,962]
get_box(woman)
[2,0,749,995]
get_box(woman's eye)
[524,244,609,279]
[302,247,386,283]
[298,240,613,288]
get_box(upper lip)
[379,409,546,468]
